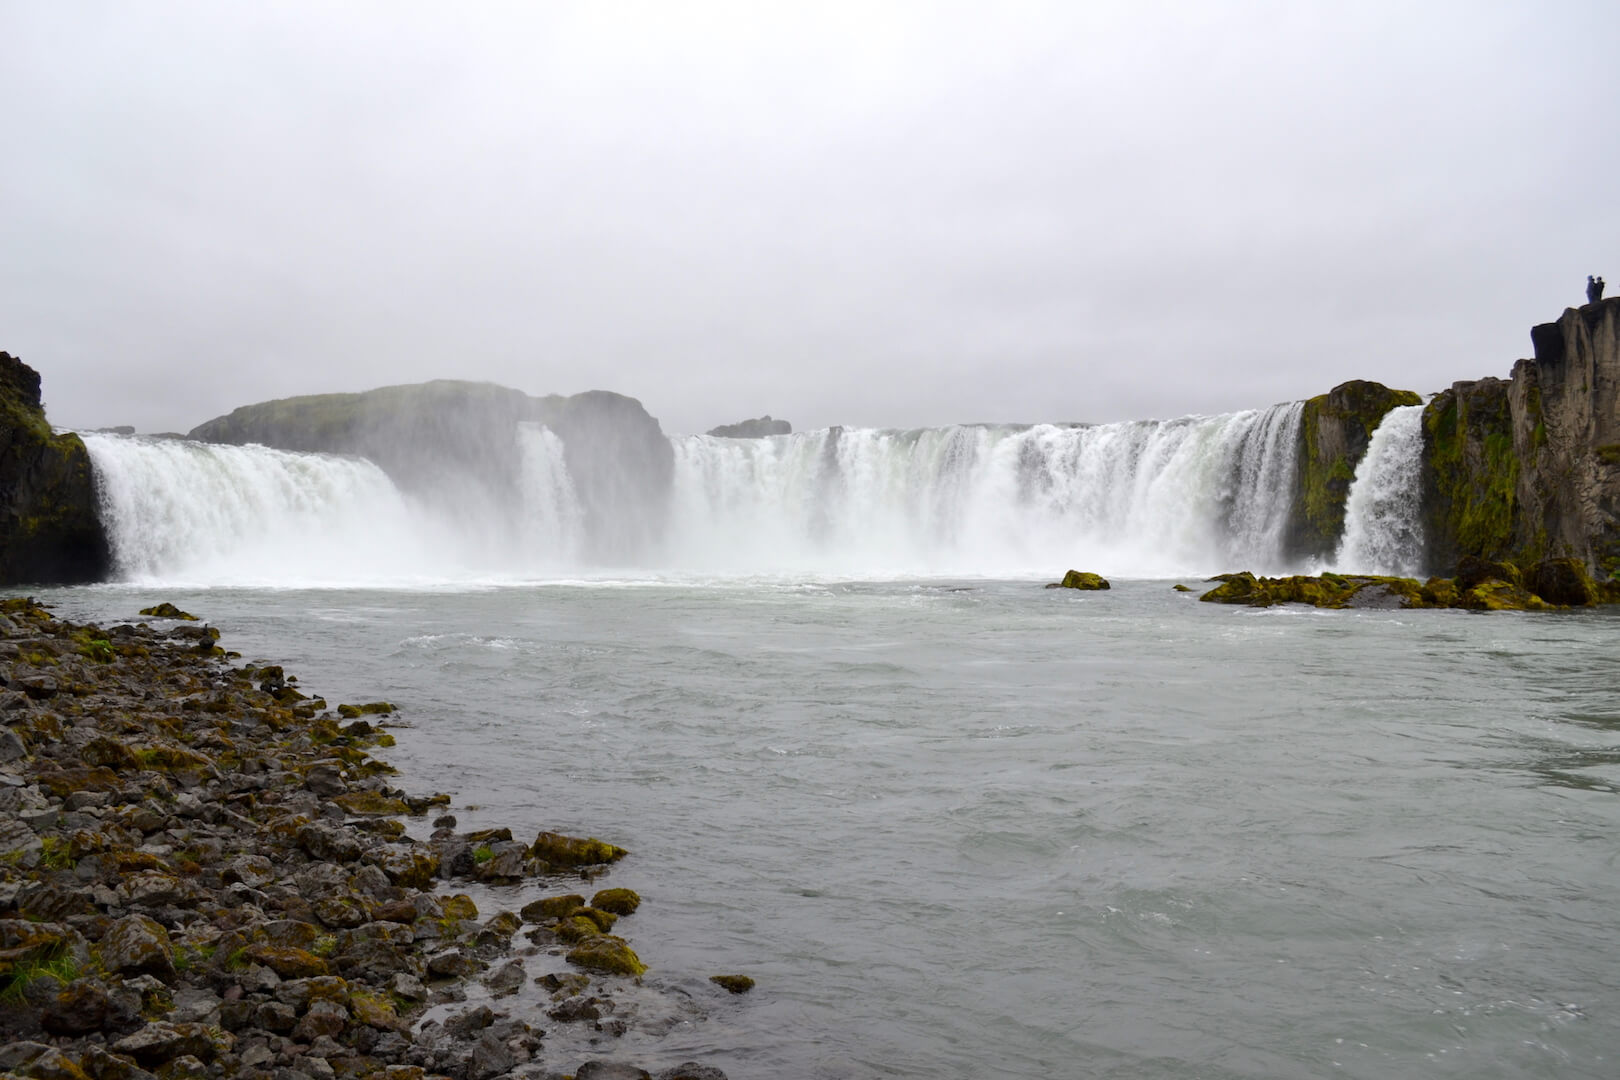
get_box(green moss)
[472,845,494,864]
[1596,444,1620,466]
[37,835,75,870]
[1423,387,1521,564]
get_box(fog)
[3,1,1616,436]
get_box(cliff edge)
[1423,297,1620,577]
[0,352,111,585]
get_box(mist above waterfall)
[84,402,1307,585]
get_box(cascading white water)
[1333,403,1427,577]
[515,423,583,563]
[666,402,1305,578]
[83,402,1307,584]
[82,429,587,585]
[83,433,442,585]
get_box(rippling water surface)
[44,580,1620,1079]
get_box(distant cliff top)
[707,415,792,438]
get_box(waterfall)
[1333,404,1427,577]
[82,402,1308,584]
[82,429,586,585]
[665,402,1305,578]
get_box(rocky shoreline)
[0,598,737,1080]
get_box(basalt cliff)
[0,352,110,585]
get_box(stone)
[521,894,585,922]
[293,999,349,1042]
[708,974,754,994]
[468,1032,515,1080]
[111,1021,229,1065]
[530,831,627,867]
[590,888,641,916]
[100,914,175,977]
[566,935,647,977]
[40,979,114,1034]
[655,1065,729,1080]
[482,959,525,996]
[242,944,330,979]
[575,1064,652,1080]
[706,415,792,438]
[1048,570,1110,590]
[443,1005,495,1038]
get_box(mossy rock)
[138,603,197,621]
[1172,584,1192,592]
[709,974,755,994]
[349,988,406,1032]
[565,935,646,977]
[521,894,585,922]
[242,944,330,979]
[440,894,479,921]
[373,848,440,889]
[590,888,641,916]
[1526,557,1598,607]
[553,915,607,944]
[333,791,410,817]
[1048,569,1110,590]
[34,766,121,798]
[530,831,628,868]
[1459,580,1548,611]
[337,702,397,719]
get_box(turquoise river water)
[39,578,1620,1079]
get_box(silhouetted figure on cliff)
[1588,275,1605,303]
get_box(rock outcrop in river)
[705,416,791,438]
[1286,380,1423,561]
[188,382,674,564]
[0,353,110,587]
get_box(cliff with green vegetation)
[1423,297,1620,579]
[189,380,674,562]
[1287,379,1423,559]
[0,352,110,585]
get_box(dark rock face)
[1287,380,1423,560]
[0,353,111,586]
[1423,297,1620,578]
[706,415,792,438]
[187,379,675,563]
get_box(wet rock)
[537,971,591,998]
[138,604,196,621]
[547,995,603,1022]
[1047,569,1110,590]
[426,947,481,979]
[482,959,525,996]
[530,831,627,868]
[469,1031,516,1079]
[656,1065,729,1080]
[521,894,585,922]
[443,1005,495,1038]
[566,935,646,977]
[590,888,641,916]
[575,1063,652,1080]
[708,974,754,994]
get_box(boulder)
[1047,570,1110,590]
[99,914,174,977]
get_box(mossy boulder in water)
[591,888,641,916]
[565,935,646,977]
[530,831,628,868]
[138,603,197,621]
[1046,570,1110,590]
[709,974,755,994]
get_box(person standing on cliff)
[1588,275,1605,303]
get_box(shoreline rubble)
[0,598,735,1080]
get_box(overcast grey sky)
[2,1,1615,436]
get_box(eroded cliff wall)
[1423,297,1620,577]
[0,352,111,585]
